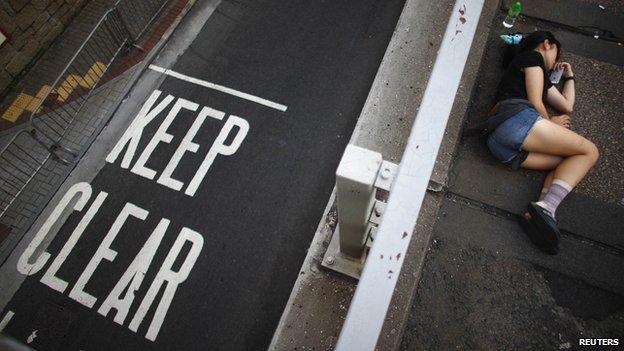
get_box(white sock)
[536,180,573,217]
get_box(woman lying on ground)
[486,30,599,254]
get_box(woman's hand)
[551,114,571,128]
[555,62,574,78]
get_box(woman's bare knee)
[586,141,600,164]
[577,136,599,158]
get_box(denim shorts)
[487,107,542,164]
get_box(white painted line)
[0,310,14,331]
[27,329,38,344]
[148,64,288,112]
[335,1,484,350]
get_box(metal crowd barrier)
[0,131,49,218]
[0,0,169,218]
[117,0,170,44]
[30,0,168,163]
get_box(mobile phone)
[550,68,564,84]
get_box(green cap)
[509,1,522,16]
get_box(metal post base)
[321,224,372,279]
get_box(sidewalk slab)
[400,6,624,350]
[433,197,624,295]
[401,199,624,350]
[450,21,624,248]
[503,0,623,38]
[0,0,116,133]
[553,30,623,67]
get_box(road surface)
[1,0,406,349]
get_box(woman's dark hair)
[502,30,561,68]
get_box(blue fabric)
[487,108,542,163]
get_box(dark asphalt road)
[2,0,406,349]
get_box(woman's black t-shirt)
[496,50,552,102]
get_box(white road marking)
[129,227,204,341]
[0,310,14,331]
[41,191,108,293]
[107,90,250,196]
[69,203,149,309]
[185,115,249,196]
[17,182,92,276]
[148,64,288,112]
[27,329,38,344]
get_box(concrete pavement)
[400,1,624,349]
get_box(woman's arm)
[524,66,550,119]
[525,66,571,128]
[546,62,575,113]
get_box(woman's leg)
[521,120,599,217]
[521,153,560,201]
[522,120,599,187]
[521,152,562,170]
[540,171,555,201]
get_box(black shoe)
[527,203,560,254]
[518,213,558,255]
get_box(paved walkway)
[400,1,624,349]
[0,0,116,133]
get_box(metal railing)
[0,131,50,218]
[0,0,169,220]
[29,0,168,163]
[118,0,170,43]
[29,6,130,163]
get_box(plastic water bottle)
[503,2,522,28]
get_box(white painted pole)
[336,145,382,258]
[335,1,484,349]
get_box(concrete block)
[47,0,64,16]
[0,2,16,17]
[40,21,63,47]
[33,11,51,31]
[0,7,18,34]
[65,0,86,6]
[32,0,53,11]
[15,4,38,30]
[8,0,29,12]
[5,55,29,77]
[0,43,18,67]
[11,27,35,51]
[57,3,74,24]
[5,40,39,76]
[0,71,14,94]
[36,17,60,37]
